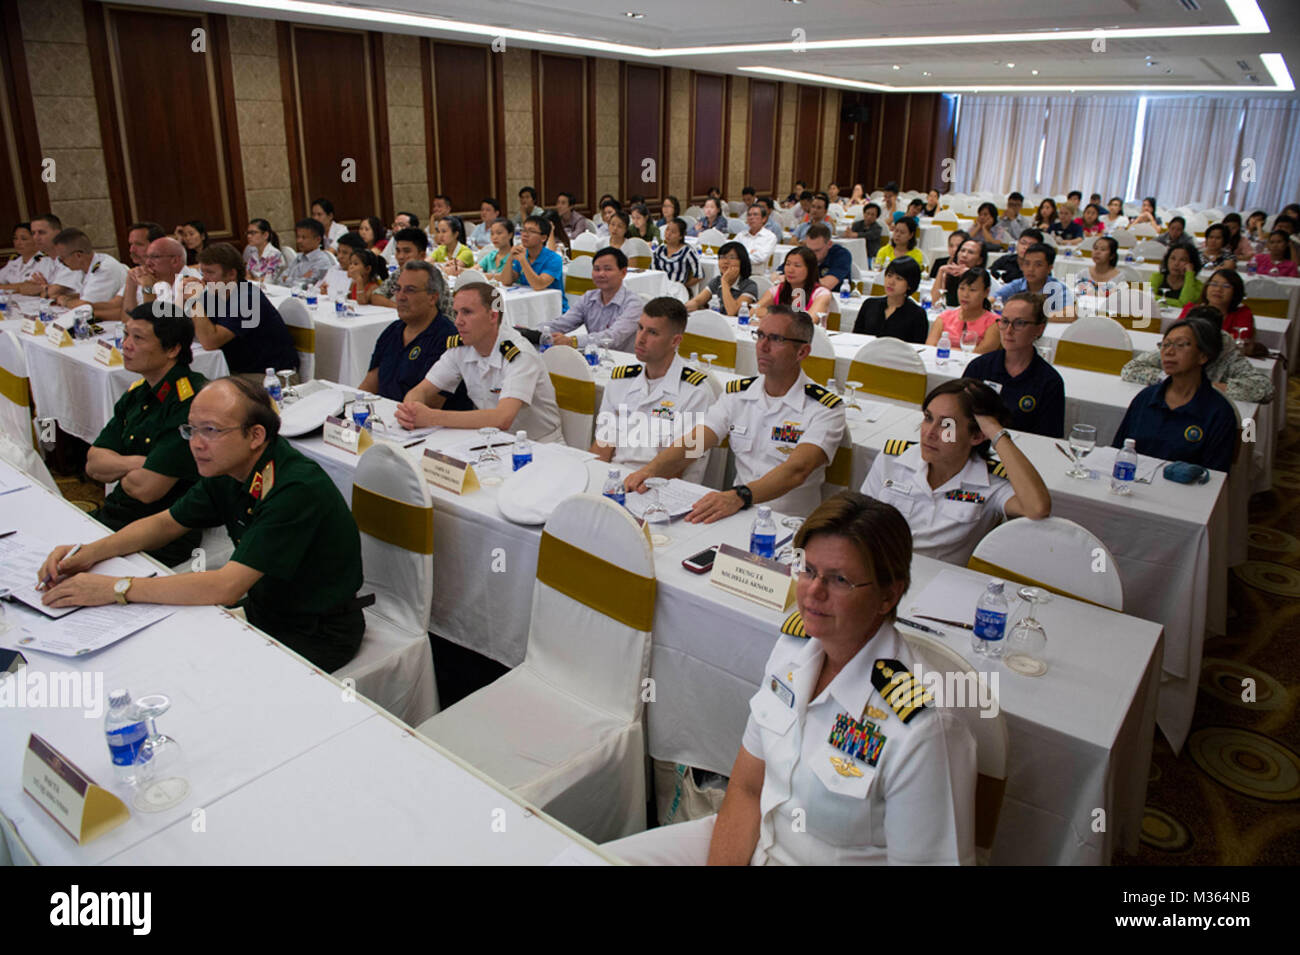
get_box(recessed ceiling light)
[1031,69,1039,75]
[892,64,900,70]
[784,0,805,4]
[922,71,931,76]
[624,11,644,17]
[1006,63,1015,68]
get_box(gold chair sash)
[538,530,656,631]
[1052,339,1130,376]
[351,485,434,554]
[966,555,1107,609]
[550,373,596,415]
[679,333,737,368]
[847,360,927,405]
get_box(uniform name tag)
[93,339,123,366]
[22,733,129,845]
[45,322,73,347]
[20,316,44,335]
[709,542,795,612]
[768,673,795,708]
[323,415,373,455]
[421,448,480,495]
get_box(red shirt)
[1179,302,1254,340]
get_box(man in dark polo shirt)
[88,303,207,566]
[186,242,298,380]
[39,377,367,671]
[989,228,1043,283]
[965,292,1065,438]
[359,260,468,408]
[805,224,854,293]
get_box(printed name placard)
[45,323,73,347]
[20,317,45,335]
[93,339,123,366]
[421,448,479,495]
[709,542,796,611]
[22,733,129,845]
[322,415,373,455]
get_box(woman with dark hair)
[1156,243,1203,307]
[686,240,756,315]
[542,209,572,256]
[922,188,941,218]
[478,218,514,279]
[1030,198,1058,232]
[1068,203,1106,242]
[629,202,660,242]
[242,218,284,283]
[873,216,924,269]
[928,230,969,279]
[1180,268,1253,341]
[605,210,631,250]
[967,202,1008,252]
[603,491,978,866]
[688,197,729,237]
[651,217,701,290]
[1072,235,1124,298]
[862,378,1051,564]
[1121,304,1272,402]
[656,195,681,230]
[1113,318,1237,472]
[933,238,988,306]
[345,249,388,305]
[755,246,831,325]
[1219,212,1254,259]
[1131,196,1161,229]
[310,197,347,250]
[1244,210,1268,251]
[178,220,209,265]
[358,216,388,254]
[431,216,475,271]
[1200,224,1234,271]
[926,268,999,354]
[1102,197,1129,232]
[852,256,926,342]
[1250,230,1298,277]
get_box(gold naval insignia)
[829,755,863,777]
[864,704,890,722]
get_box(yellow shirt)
[874,246,926,270]
[430,243,476,266]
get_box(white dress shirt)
[595,354,715,482]
[67,253,128,302]
[0,251,48,284]
[735,227,778,269]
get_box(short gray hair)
[401,260,452,318]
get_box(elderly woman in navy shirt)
[1112,318,1237,472]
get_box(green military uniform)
[167,436,366,671]
[92,364,207,566]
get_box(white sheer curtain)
[953,95,1047,194]
[1232,98,1300,213]
[1136,96,1248,207]
[1037,96,1140,198]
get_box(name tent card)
[709,542,796,611]
[422,448,480,495]
[323,415,373,455]
[20,316,45,335]
[45,323,73,347]
[93,339,123,366]
[22,733,129,845]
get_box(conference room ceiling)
[152,0,1298,92]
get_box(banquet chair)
[679,215,697,234]
[1130,222,1158,238]
[684,205,704,219]
[1243,277,1291,319]
[1132,240,1166,261]
[622,237,652,270]
[801,324,836,385]
[847,338,928,407]
[698,371,727,489]
[679,310,738,369]
[898,631,1008,863]
[1077,235,1098,251]
[968,516,1123,610]
[456,269,487,286]
[278,297,316,383]
[661,280,690,303]
[1053,317,1133,375]
[726,200,747,217]
[570,231,599,259]
[750,273,774,301]
[416,494,656,842]
[542,344,597,448]
[279,245,298,269]
[1100,283,1158,331]
[695,228,728,254]
[335,442,439,726]
[824,295,843,332]
[0,430,56,493]
[564,255,595,297]
[1110,230,1137,249]
[0,330,36,448]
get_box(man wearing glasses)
[504,214,567,311]
[965,293,1065,438]
[121,237,199,313]
[626,305,846,521]
[39,376,368,672]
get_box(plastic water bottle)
[738,302,751,326]
[263,367,282,407]
[920,294,931,313]
[840,278,852,302]
[972,579,1009,657]
[538,323,551,353]
[710,294,721,312]
[388,263,398,277]
[514,227,522,245]
[0,290,8,313]
[602,467,626,506]
[335,297,347,317]
[936,331,952,366]
[749,505,777,559]
[1111,437,1138,495]
[1247,259,1257,276]
[689,351,700,365]
[512,431,532,471]
[104,689,147,784]
[585,340,599,366]
[74,313,89,340]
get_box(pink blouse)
[938,308,998,343]
[1250,253,1298,277]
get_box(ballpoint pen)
[913,613,974,630]
[37,542,80,591]
[897,617,946,637]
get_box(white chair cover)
[1058,316,1133,351]
[1133,240,1166,260]
[847,337,928,408]
[542,344,596,448]
[1130,222,1159,238]
[969,516,1123,610]
[279,245,298,268]
[570,231,600,256]
[695,228,728,251]
[335,442,438,726]
[621,237,652,268]
[417,495,656,841]
[661,280,690,302]
[750,273,773,301]
[725,200,747,217]
[683,205,704,219]
[457,268,487,286]
[0,330,35,449]
[564,254,593,298]
[1110,230,1137,248]
[1077,235,1098,251]
[278,297,316,383]
[681,310,738,369]
[0,430,56,493]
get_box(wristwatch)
[990,429,1011,449]
[114,577,134,605]
[731,484,754,510]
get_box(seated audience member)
[902,198,926,222]
[1036,198,1081,242]
[1122,305,1272,402]
[1030,198,1059,234]
[13,213,78,296]
[926,268,999,353]
[1069,203,1106,242]
[1155,216,1187,248]
[861,378,1051,565]
[548,247,643,351]
[504,214,567,310]
[1200,224,1235,271]
[965,293,1065,438]
[0,222,47,289]
[186,243,298,377]
[826,182,841,206]
[360,261,469,407]
[846,202,884,259]
[932,237,988,307]
[476,219,514,280]
[429,194,453,227]
[792,193,834,242]
[852,256,926,342]
[754,247,832,326]
[1250,230,1298,277]
[556,192,593,240]
[755,197,783,243]
[989,228,1043,282]
[1181,269,1255,342]
[845,183,866,206]
[243,219,285,284]
[996,193,1026,241]
[1156,243,1204,307]
[430,216,476,272]
[687,241,758,316]
[656,195,681,230]
[628,202,659,242]
[396,281,563,442]
[122,222,167,273]
[736,205,779,268]
[469,198,501,248]
[1130,196,1161,229]
[372,226,429,307]
[382,211,420,265]
[592,296,715,484]
[873,216,924,270]
[346,250,388,305]
[1074,235,1124,294]
[1102,197,1129,232]
[595,197,621,237]
[805,224,853,293]
[1113,318,1237,472]
[311,197,348,250]
[605,210,631,250]
[994,242,1074,319]
[652,217,702,290]
[929,230,968,279]
[921,188,941,218]
[49,228,127,319]
[178,220,209,265]
[123,237,198,312]
[1059,190,1082,224]
[282,218,333,286]
[88,303,208,565]
[603,491,976,867]
[328,232,367,291]
[968,202,1009,252]
[782,180,807,207]
[626,306,846,521]
[542,209,572,257]
[688,197,731,237]
[880,182,901,222]
[358,216,388,254]
[39,377,367,672]
[517,185,538,223]
[741,186,758,209]
[1243,210,1269,250]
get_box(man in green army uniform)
[39,376,368,672]
[87,303,206,566]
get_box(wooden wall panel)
[904,94,938,191]
[746,79,778,195]
[535,53,587,205]
[793,85,823,187]
[0,0,48,255]
[690,73,725,199]
[429,42,495,215]
[877,94,910,187]
[622,64,663,203]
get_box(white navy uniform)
[604,618,976,865]
[862,441,1014,566]
[41,256,82,291]
[424,324,563,443]
[700,371,845,517]
[596,355,715,483]
[63,253,127,302]
[0,251,48,284]
[126,266,201,306]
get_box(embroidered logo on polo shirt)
[1018,394,1037,412]
[408,346,421,360]
[1184,425,1204,443]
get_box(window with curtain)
[952,95,1046,195]
[1232,98,1300,212]
[1135,96,1248,208]
[1037,96,1139,198]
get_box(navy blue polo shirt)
[817,242,854,288]
[966,348,1065,439]
[367,314,469,408]
[206,284,299,374]
[1112,374,1236,472]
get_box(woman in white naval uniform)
[861,378,1051,566]
[605,493,977,865]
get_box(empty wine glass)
[276,369,297,405]
[961,327,980,358]
[701,353,718,368]
[1004,587,1049,676]
[776,516,804,564]
[845,380,863,411]
[1066,423,1096,479]
[477,426,504,486]
[642,476,672,547]
[131,694,190,812]
[826,377,840,397]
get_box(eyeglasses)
[1157,341,1196,352]
[1205,281,1234,290]
[751,330,810,346]
[797,564,875,594]
[521,228,543,237]
[179,423,243,441]
[995,318,1036,330]
[394,285,427,296]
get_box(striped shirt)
[652,243,701,285]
